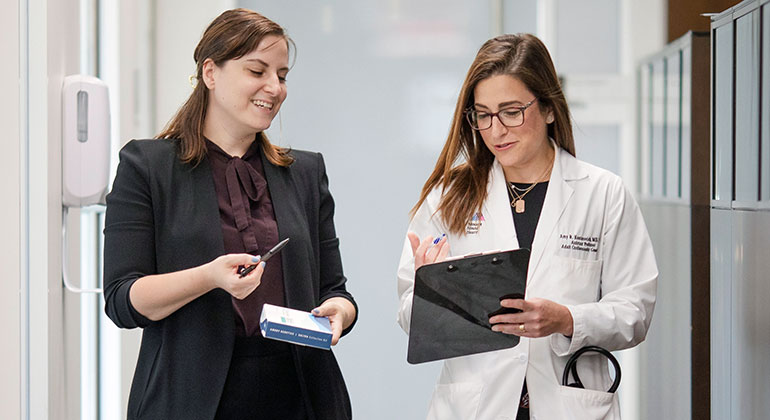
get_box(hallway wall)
[0,0,22,417]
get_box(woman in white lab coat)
[397,34,657,420]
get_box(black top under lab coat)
[103,138,357,420]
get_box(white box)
[259,303,332,350]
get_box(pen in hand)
[432,233,446,245]
[239,238,290,277]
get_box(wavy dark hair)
[157,8,294,166]
[411,33,574,235]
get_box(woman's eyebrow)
[245,58,289,72]
[473,100,525,110]
[245,58,269,66]
[498,100,525,108]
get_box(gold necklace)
[507,181,538,213]
[506,153,554,214]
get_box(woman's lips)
[495,141,516,151]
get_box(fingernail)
[312,308,320,315]
[251,255,261,263]
[491,325,500,332]
[260,261,266,268]
[432,237,441,245]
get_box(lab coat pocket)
[550,256,602,304]
[558,385,619,420]
[426,382,483,420]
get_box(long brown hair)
[411,33,574,235]
[157,8,294,167]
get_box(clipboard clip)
[445,251,509,272]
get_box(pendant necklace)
[507,153,555,214]
[507,181,537,213]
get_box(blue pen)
[432,233,447,245]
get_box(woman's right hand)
[204,254,266,300]
[407,231,450,271]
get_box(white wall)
[0,0,22,418]
[43,0,85,417]
[154,0,236,133]
[18,0,87,418]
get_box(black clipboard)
[407,249,530,364]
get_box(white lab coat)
[397,145,657,420]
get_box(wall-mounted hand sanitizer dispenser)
[62,74,110,207]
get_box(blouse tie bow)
[224,156,267,253]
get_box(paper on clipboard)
[407,248,530,364]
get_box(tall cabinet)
[710,1,770,418]
[636,31,711,420]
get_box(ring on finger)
[519,323,526,333]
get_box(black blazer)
[103,139,357,420]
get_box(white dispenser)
[61,74,110,207]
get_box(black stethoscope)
[562,346,621,393]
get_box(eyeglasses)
[465,98,537,131]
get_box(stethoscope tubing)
[561,345,621,393]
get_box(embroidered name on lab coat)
[465,212,485,234]
[559,233,599,253]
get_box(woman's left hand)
[488,297,574,338]
[312,297,357,346]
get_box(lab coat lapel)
[527,146,578,284]
[482,160,519,251]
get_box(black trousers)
[516,381,529,420]
[214,335,308,420]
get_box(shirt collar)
[205,137,261,162]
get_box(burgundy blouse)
[206,139,285,337]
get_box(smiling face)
[472,74,554,181]
[202,34,289,145]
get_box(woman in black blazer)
[103,9,357,420]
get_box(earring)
[546,114,554,124]
[189,74,198,89]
